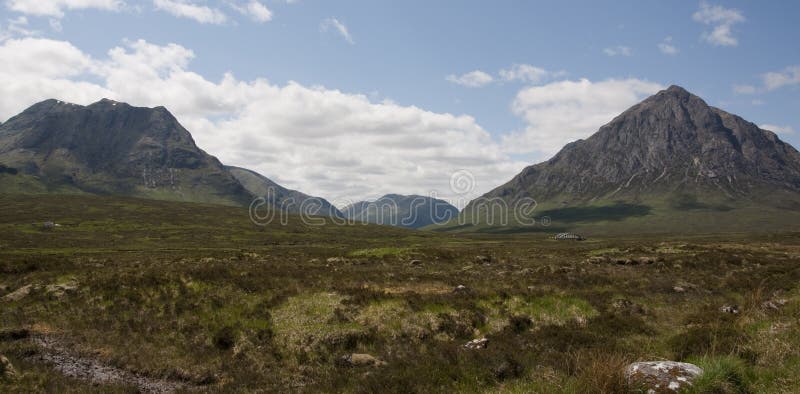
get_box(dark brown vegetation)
[1,194,799,392]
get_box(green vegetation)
[1,194,800,392]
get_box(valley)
[1,195,799,392]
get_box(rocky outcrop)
[625,361,703,393]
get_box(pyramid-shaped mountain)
[461,85,800,233]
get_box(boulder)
[463,337,488,350]
[0,354,17,380]
[337,353,386,367]
[46,280,79,299]
[625,361,703,393]
[1,284,35,302]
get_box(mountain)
[342,194,459,229]
[226,166,343,217]
[0,99,253,205]
[0,99,343,216]
[458,85,800,234]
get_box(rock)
[326,257,347,264]
[43,221,55,230]
[2,284,35,302]
[308,258,320,264]
[46,279,79,299]
[635,256,658,264]
[474,255,492,264]
[625,361,703,393]
[452,285,471,294]
[584,256,609,264]
[612,299,646,315]
[409,259,423,266]
[463,337,488,350]
[761,298,788,311]
[337,353,386,368]
[672,286,686,293]
[720,305,740,314]
[1,354,17,380]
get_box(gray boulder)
[625,361,703,393]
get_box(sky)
[0,0,798,207]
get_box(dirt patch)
[29,335,195,393]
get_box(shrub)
[686,356,752,394]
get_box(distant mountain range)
[454,85,800,234]
[342,194,458,229]
[0,99,337,215]
[4,88,800,234]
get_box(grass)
[1,194,800,392]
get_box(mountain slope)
[226,166,343,217]
[343,194,459,229]
[0,99,252,205]
[457,85,800,234]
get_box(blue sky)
[0,1,798,204]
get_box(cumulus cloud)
[498,64,554,84]
[5,0,124,18]
[446,70,494,88]
[320,17,353,44]
[658,37,678,55]
[0,37,525,206]
[762,66,800,91]
[603,46,632,57]
[501,78,664,156]
[734,65,800,94]
[230,0,272,22]
[153,0,227,24]
[693,1,744,47]
[760,124,795,135]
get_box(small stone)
[337,353,386,367]
[326,257,346,264]
[463,337,488,350]
[1,354,17,380]
[453,285,471,294]
[474,255,492,264]
[673,286,686,293]
[720,305,740,314]
[625,361,703,393]
[409,259,423,266]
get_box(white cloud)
[499,64,550,84]
[732,84,757,94]
[153,0,227,24]
[692,1,744,47]
[320,17,353,45]
[0,37,525,206]
[501,78,664,157]
[762,66,800,91]
[49,18,63,32]
[5,0,124,18]
[230,0,272,23]
[446,70,494,88]
[603,45,632,57]
[658,37,678,55]
[760,124,795,135]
